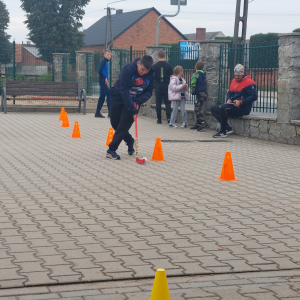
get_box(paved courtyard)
[0,112,300,299]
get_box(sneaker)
[181,122,187,128]
[226,126,233,134]
[213,131,227,138]
[190,124,199,130]
[169,123,177,128]
[95,113,105,118]
[157,119,162,124]
[106,149,121,160]
[197,122,209,131]
[126,138,135,155]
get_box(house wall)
[111,10,185,50]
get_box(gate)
[218,42,279,113]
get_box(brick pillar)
[76,51,93,91]
[196,28,206,41]
[53,53,70,82]
[277,33,300,123]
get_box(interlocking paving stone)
[1,113,300,290]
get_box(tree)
[293,28,300,32]
[0,0,12,63]
[20,0,90,63]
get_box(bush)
[293,28,300,32]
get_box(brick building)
[82,7,187,52]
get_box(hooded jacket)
[110,58,155,115]
[168,76,189,101]
[227,75,258,114]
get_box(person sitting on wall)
[210,64,258,138]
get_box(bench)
[1,80,86,114]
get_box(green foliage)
[20,0,90,63]
[215,36,234,41]
[249,34,279,68]
[37,73,53,81]
[293,28,300,32]
[0,0,12,63]
[250,33,279,44]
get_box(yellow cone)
[149,269,171,300]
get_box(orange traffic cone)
[71,121,81,138]
[59,107,65,121]
[217,151,239,181]
[150,137,166,161]
[105,127,114,146]
[61,112,70,127]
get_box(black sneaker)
[213,131,227,138]
[226,126,233,134]
[106,149,120,160]
[190,124,199,130]
[126,138,135,155]
[197,122,209,131]
[95,113,105,118]
[157,119,162,124]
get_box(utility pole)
[233,0,249,45]
[105,0,126,49]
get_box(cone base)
[71,136,81,138]
[150,159,167,161]
[217,177,239,181]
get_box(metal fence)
[218,42,279,113]
[165,46,200,105]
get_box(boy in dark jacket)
[152,50,173,124]
[211,64,257,138]
[106,55,154,160]
[95,49,111,118]
[190,61,208,131]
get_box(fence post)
[52,53,70,82]
[75,51,93,91]
[277,33,300,123]
[130,46,132,62]
[13,41,16,80]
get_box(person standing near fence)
[210,64,257,138]
[95,49,111,118]
[153,50,173,124]
[168,66,188,128]
[190,61,209,131]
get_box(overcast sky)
[4,0,300,43]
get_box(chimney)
[196,28,206,41]
[116,9,123,14]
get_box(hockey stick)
[134,112,147,165]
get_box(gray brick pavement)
[1,113,300,295]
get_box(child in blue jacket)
[106,55,154,160]
[95,49,111,118]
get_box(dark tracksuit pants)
[96,83,111,114]
[211,104,247,132]
[155,84,171,121]
[108,104,134,151]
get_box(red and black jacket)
[227,75,257,114]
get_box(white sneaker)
[181,122,187,128]
[169,123,177,128]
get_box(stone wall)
[141,39,300,146]
[111,49,129,86]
